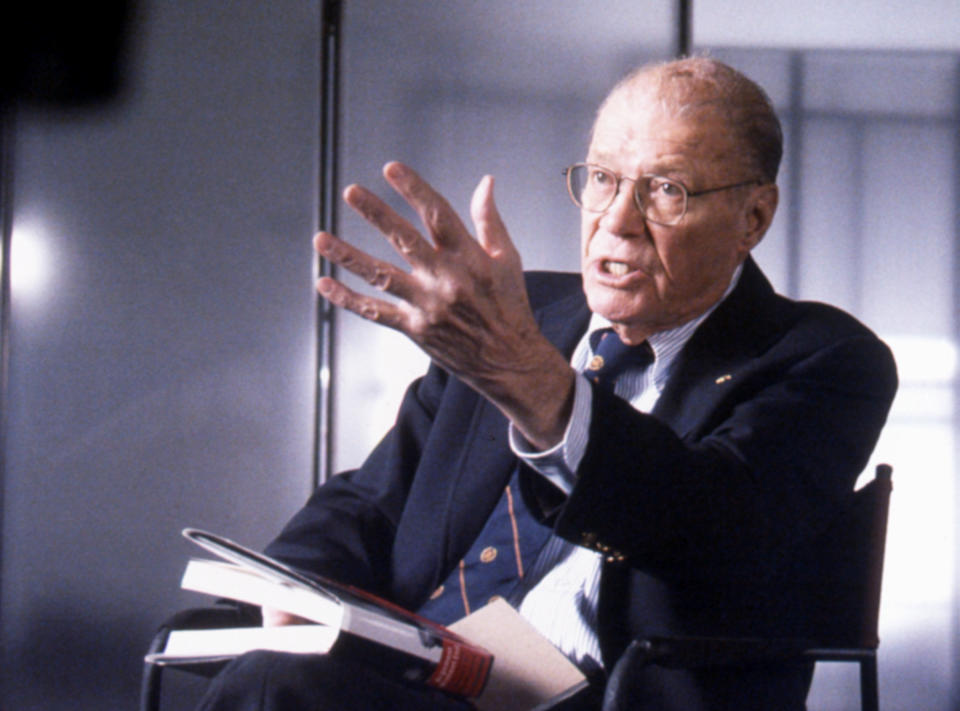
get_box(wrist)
[498,356,576,450]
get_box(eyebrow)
[585,155,694,181]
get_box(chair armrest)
[627,636,817,669]
[603,636,824,711]
[140,602,261,711]
[145,601,260,657]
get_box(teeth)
[604,261,630,276]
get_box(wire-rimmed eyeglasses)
[563,163,760,226]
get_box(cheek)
[580,213,595,246]
[579,214,598,263]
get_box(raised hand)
[314,162,575,448]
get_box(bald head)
[597,57,783,184]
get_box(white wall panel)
[1,3,320,708]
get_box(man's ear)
[740,183,779,251]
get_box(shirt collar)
[581,263,744,389]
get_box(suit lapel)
[652,258,786,438]
[453,284,590,482]
[537,288,593,358]
[435,279,590,571]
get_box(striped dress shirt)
[508,265,743,672]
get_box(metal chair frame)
[624,464,893,711]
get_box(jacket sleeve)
[553,324,898,586]
[264,363,450,596]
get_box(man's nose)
[599,185,646,236]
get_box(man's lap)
[194,646,810,711]
[195,650,475,711]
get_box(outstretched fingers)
[313,231,417,303]
[470,175,518,263]
[342,183,433,266]
[316,275,406,330]
[382,162,472,251]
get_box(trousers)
[195,650,476,711]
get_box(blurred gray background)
[1,1,957,709]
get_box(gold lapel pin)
[715,374,732,384]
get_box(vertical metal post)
[0,105,11,631]
[951,53,960,711]
[313,0,342,488]
[675,0,692,57]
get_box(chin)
[584,287,649,327]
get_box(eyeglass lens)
[567,164,687,224]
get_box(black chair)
[604,463,893,711]
[142,464,893,711]
[140,601,260,711]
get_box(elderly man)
[198,57,897,711]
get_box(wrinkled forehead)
[588,86,739,170]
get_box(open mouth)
[602,260,633,277]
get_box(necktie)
[416,329,654,626]
[584,328,654,390]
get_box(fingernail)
[384,162,405,179]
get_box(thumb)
[470,175,515,259]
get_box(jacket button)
[480,546,498,563]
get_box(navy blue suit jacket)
[266,257,897,707]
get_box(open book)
[148,529,586,709]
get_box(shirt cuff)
[508,373,593,494]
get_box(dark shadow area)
[1,1,135,107]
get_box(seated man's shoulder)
[771,297,897,385]
[785,296,885,344]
